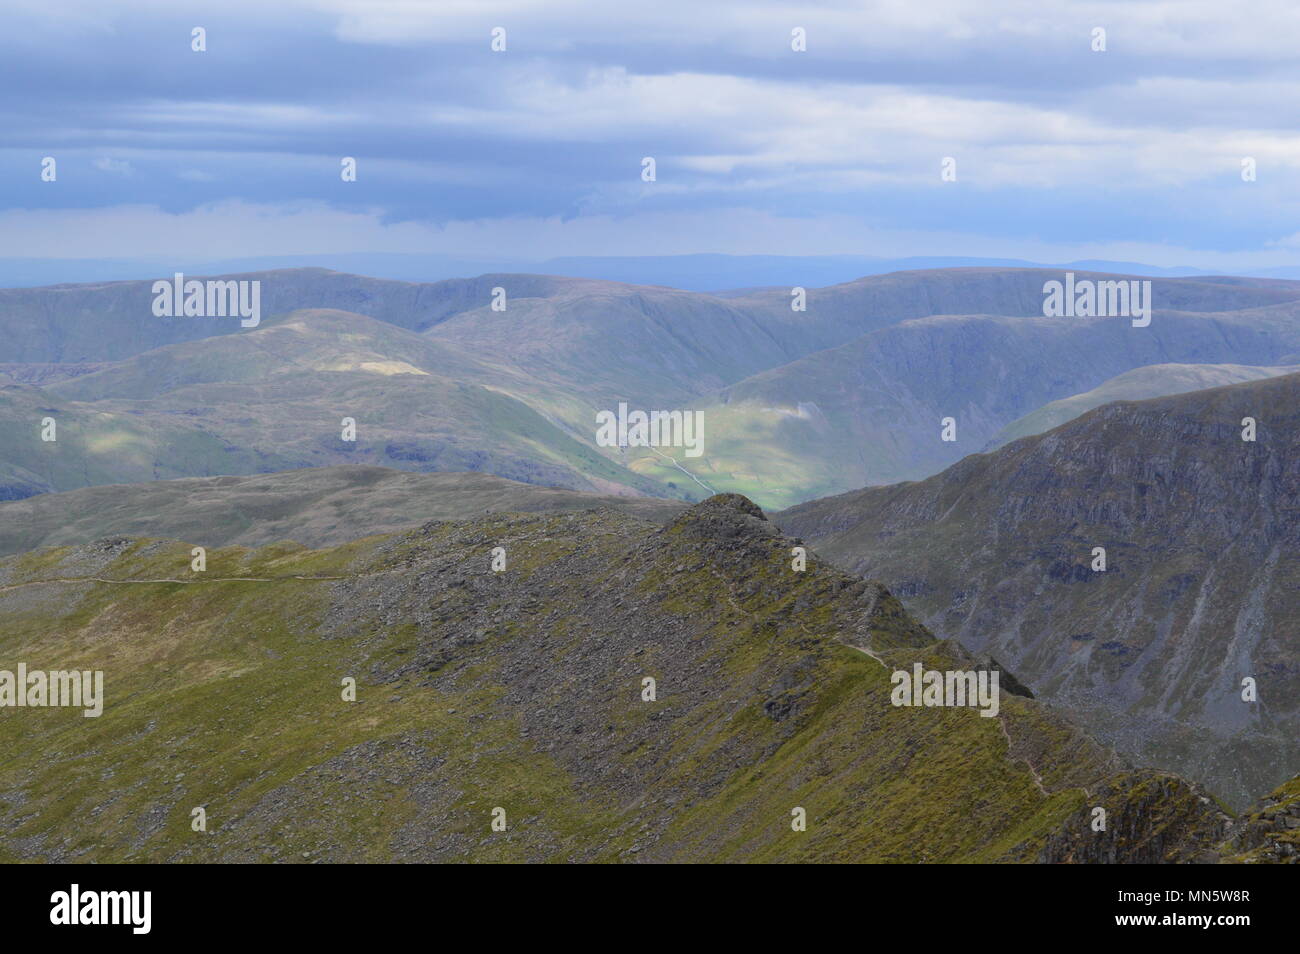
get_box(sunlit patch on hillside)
[86,430,147,453]
[315,359,429,376]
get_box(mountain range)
[986,362,1300,449]
[6,266,1300,509]
[14,252,1300,292]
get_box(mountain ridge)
[776,372,1300,807]
[0,491,1266,862]
[0,465,689,556]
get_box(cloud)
[2,0,1299,266]
[92,157,134,176]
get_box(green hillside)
[0,494,1242,863]
[0,309,680,501]
[7,268,1300,510]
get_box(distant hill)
[6,263,1296,369]
[0,268,586,363]
[777,374,1300,808]
[986,362,1300,449]
[683,297,1300,508]
[6,266,1300,509]
[13,252,1300,292]
[0,466,688,556]
[0,308,680,500]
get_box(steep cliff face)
[777,374,1300,808]
[0,493,1239,863]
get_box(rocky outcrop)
[1218,775,1300,863]
[1039,774,1231,864]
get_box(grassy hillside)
[0,269,588,363]
[0,494,1240,863]
[0,309,681,501]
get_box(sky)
[4,0,1300,272]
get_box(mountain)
[421,266,1204,411]
[7,266,1300,510]
[776,374,1300,808]
[0,466,688,556]
[8,264,1294,376]
[0,254,1264,293]
[0,269,585,363]
[414,267,1300,506]
[987,362,1300,449]
[422,279,803,409]
[0,493,1257,863]
[0,308,678,500]
[0,264,758,368]
[12,254,1300,294]
[681,297,1300,508]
